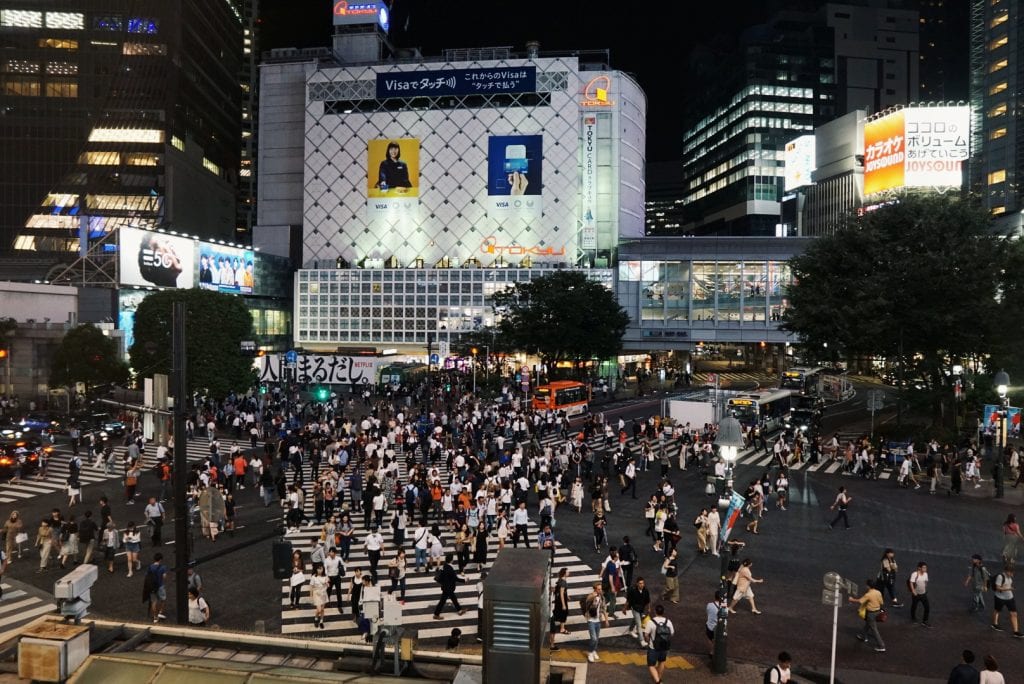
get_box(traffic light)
[471,347,478,356]
[0,349,6,359]
[314,386,330,402]
[259,385,268,395]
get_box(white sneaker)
[586,652,595,662]
[593,652,601,661]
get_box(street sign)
[438,341,450,360]
[821,589,840,606]
[867,390,885,411]
[429,353,439,365]
[823,571,842,591]
[285,350,298,368]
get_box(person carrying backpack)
[763,651,792,683]
[642,604,674,683]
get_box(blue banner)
[720,490,747,545]
[376,66,536,99]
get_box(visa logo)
[374,203,389,209]
[494,201,509,208]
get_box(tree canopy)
[782,194,1015,389]
[50,323,130,389]
[128,289,255,399]
[490,270,628,371]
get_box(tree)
[491,271,629,374]
[782,194,1008,418]
[129,289,255,399]
[50,323,130,389]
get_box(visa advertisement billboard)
[864,106,970,195]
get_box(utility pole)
[172,301,189,625]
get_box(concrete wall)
[0,282,77,324]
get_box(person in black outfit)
[375,141,412,190]
[946,649,979,684]
[432,555,466,620]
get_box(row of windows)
[298,268,554,284]
[1,10,84,30]
[685,93,815,154]
[324,92,552,115]
[1,76,76,97]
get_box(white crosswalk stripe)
[0,584,57,640]
[0,439,243,504]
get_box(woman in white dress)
[309,565,329,629]
[570,478,584,513]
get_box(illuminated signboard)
[119,227,195,289]
[581,115,598,248]
[486,134,543,215]
[783,135,816,192]
[864,105,970,195]
[258,353,385,386]
[581,75,615,107]
[333,0,387,27]
[375,66,536,99]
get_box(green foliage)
[491,271,629,369]
[50,323,130,388]
[783,195,1003,380]
[128,289,255,399]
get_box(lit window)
[123,42,167,56]
[45,79,78,98]
[171,135,184,151]
[990,58,1008,73]
[990,127,1007,140]
[88,128,165,143]
[44,193,78,208]
[127,17,159,34]
[13,236,37,251]
[203,158,221,175]
[124,153,159,166]
[79,151,120,165]
[988,102,1008,118]
[988,169,1007,184]
[991,12,1009,27]
[93,16,122,31]
[45,12,84,30]
[990,82,1008,95]
[3,60,40,74]
[1,77,40,96]
[38,38,78,49]
[240,168,252,177]
[992,206,1007,215]
[26,215,78,229]
[86,194,160,212]
[1,10,43,28]
[989,35,1009,50]
[45,61,78,76]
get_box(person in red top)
[233,453,247,490]
[157,460,172,502]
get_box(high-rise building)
[237,0,258,241]
[678,2,919,236]
[917,0,970,101]
[970,0,1023,233]
[0,1,243,260]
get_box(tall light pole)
[471,347,478,395]
[995,369,1010,455]
[711,413,745,675]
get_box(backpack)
[652,618,672,650]
[579,595,597,619]
[989,572,1003,592]
[763,665,781,684]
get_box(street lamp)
[711,412,746,675]
[471,347,478,396]
[995,370,1011,461]
[995,369,1010,403]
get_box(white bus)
[780,366,827,394]
[726,389,795,433]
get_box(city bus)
[780,366,826,394]
[726,389,794,433]
[532,380,592,416]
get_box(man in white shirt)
[643,604,675,683]
[909,561,930,627]
[765,651,792,683]
[364,527,384,583]
[323,548,344,611]
[512,502,530,548]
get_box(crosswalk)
[0,438,245,505]
[0,582,57,642]
[730,446,893,479]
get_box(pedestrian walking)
[964,554,991,613]
[123,522,141,576]
[2,512,23,562]
[661,549,679,603]
[593,509,608,553]
[512,501,531,548]
[763,651,793,683]
[432,554,466,620]
[309,565,329,629]
[877,548,902,607]
[1001,513,1023,564]
[584,580,610,663]
[288,564,306,609]
[643,604,674,684]
[947,650,978,684]
[827,486,852,530]
[144,497,165,547]
[626,577,651,646]
[990,564,1023,637]
[849,579,886,652]
[35,520,53,572]
[101,522,118,574]
[57,515,79,568]
[77,510,98,564]
[364,526,383,583]
[323,547,344,610]
[144,552,168,623]
[187,587,211,627]
[908,561,931,627]
[728,558,764,615]
[387,549,407,603]
[549,567,570,649]
[980,655,1005,684]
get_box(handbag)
[857,605,867,620]
[14,532,28,545]
[876,609,888,623]
[388,565,400,580]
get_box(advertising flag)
[719,490,747,545]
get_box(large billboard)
[486,134,542,215]
[367,138,419,199]
[864,106,970,195]
[332,0,388,28]
[257,353,384,386]
[376,67,536,99]
[198,243,254,294]
[119,227,195,289]
[784,135,816,192]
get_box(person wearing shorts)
[643,604,674,683]
[147,552,167,623]
[991,564,1023,637]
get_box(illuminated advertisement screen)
[863,110,906,195]
[117,290,151,353]
[119,227,195,289]
[903,106,970,189]
[487,135,542,196]
[784,135,816,192]
[367,138,420,199]
[197,244,254,294]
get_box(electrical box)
[18,622,91,682]
[482,549,551,684]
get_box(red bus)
[532,380,591,416]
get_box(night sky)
[259,1,786,162]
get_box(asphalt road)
[4,390,1023,680]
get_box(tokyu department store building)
[255,9,645,353]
